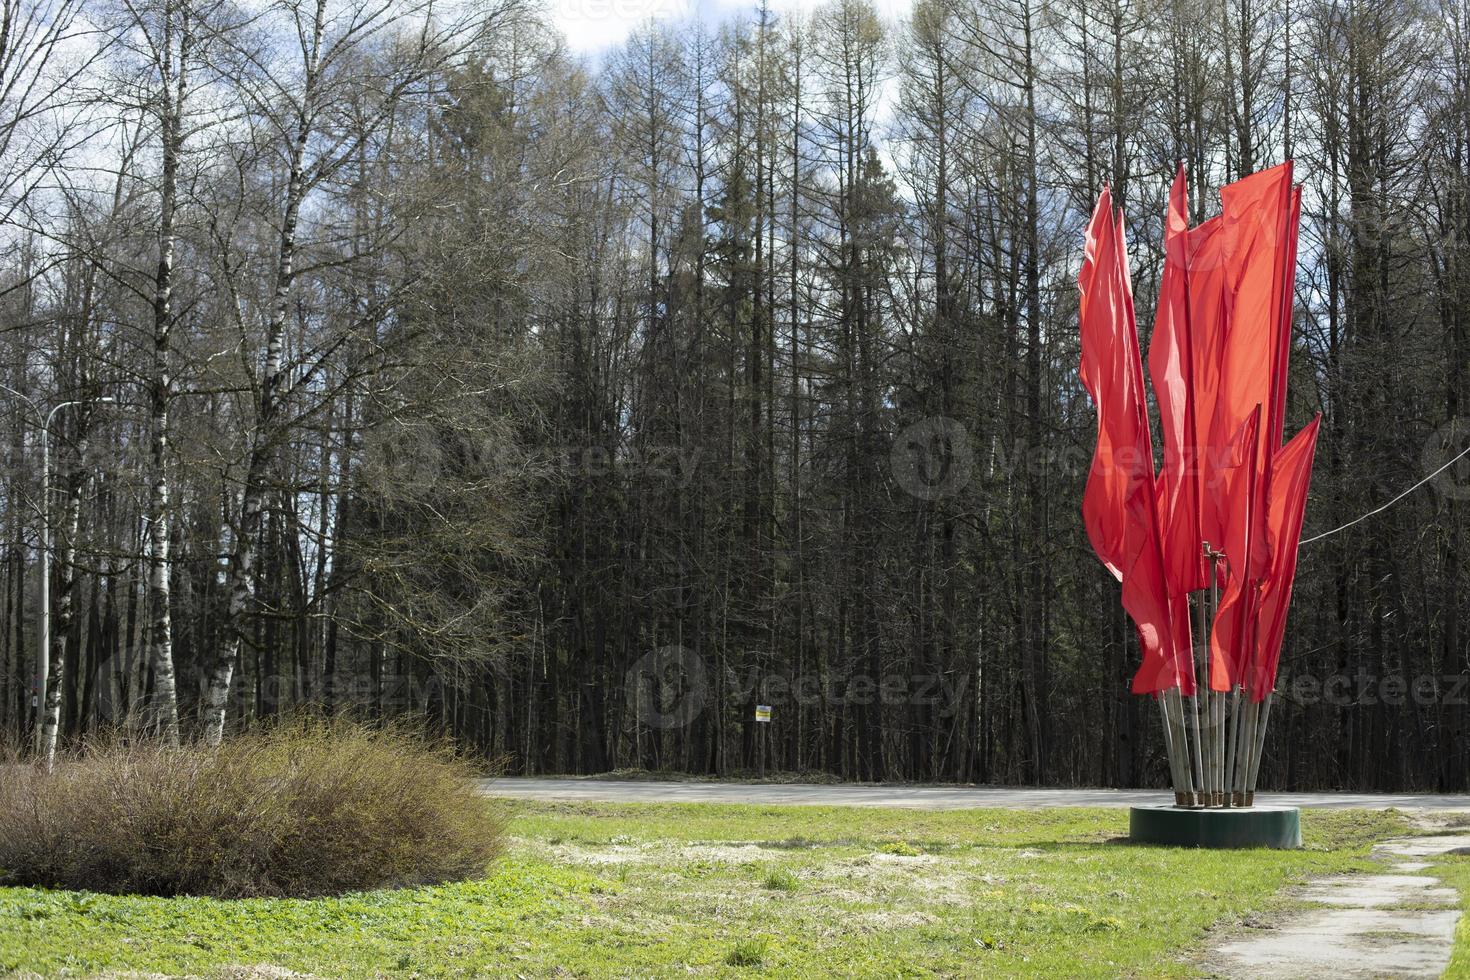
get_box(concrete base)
[1129,803,1302,849]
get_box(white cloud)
[551,0,912,54]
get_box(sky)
[549,0,913,54]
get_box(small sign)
[754,704,772,723]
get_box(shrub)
[0,719,504,898]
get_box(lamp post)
[1,385,114,753]
[36,396,114,755]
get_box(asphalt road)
[479,778,1470,811]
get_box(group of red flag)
[1079,162,1321,702]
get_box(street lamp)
[1,385,115,752]
[37,396,114,753]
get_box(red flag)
[1078,189,1134,578]
[1117,209,1193,694]
[1078,189,1189,694]
[1247,415,1321,701]
[1186,216,1231,555]
[1080,164,1305,706]
[1209,406,1262,691]
[1209,163,1295,581]
[1124,472,1188,694]
[1150,166,1206,595]
[1161,528,1196,694]
[1267,186,1303,456]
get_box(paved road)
[480,778,1470,811]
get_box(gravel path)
[1205,834,1468,978]
[479,777,1470,811]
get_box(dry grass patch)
[0,719,504,898]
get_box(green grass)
[0,802,1425,978]
[725,935,769,967]
[1429,850,1470,979]
[761,865,801,891]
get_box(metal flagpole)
[1205,545,1225,806]
[1223,690,1234,805]
[1192,592,1209,805]
[1165,686,1195,806]
[1233,584,1265,807]
[1167,689,1193,805]
[1246,692,1274,804]
[1187,678,1204,803]
[1215,689,1226,805]
[1193,587,1217,811]
[1186,592,1204,806]
[1236,696,1260,806]
[1158,694,1181,802]
[1212,679,1222,801]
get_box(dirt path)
[1204,834,1468,978]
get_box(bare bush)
[0,719,505,898]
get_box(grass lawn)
[0,802,1431,978]
[1431,855,1470,980]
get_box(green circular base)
[1128,803,1302,849]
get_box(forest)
[0,0,1465,791]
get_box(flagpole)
[1174,594,1202,807]
[1187,590,1199,805]
[1187,632,1204,803]
[1212,686,1224,805]
[1165,686,1195,806]
[1236,695,1260,806]
[1205,545,1225,806]
[1212,696,1224,804]
[1170,688,1195,805]
[1161,692,1178,804]
[1186,687,1201,806]
[1246,692,1273,804]
[1192,591,1206,803]
[1158,694,1182,803]
[1225,687,1243,804]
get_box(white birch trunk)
[201,0,326,747]
[40,451,83,769]
[145,0,189,746]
